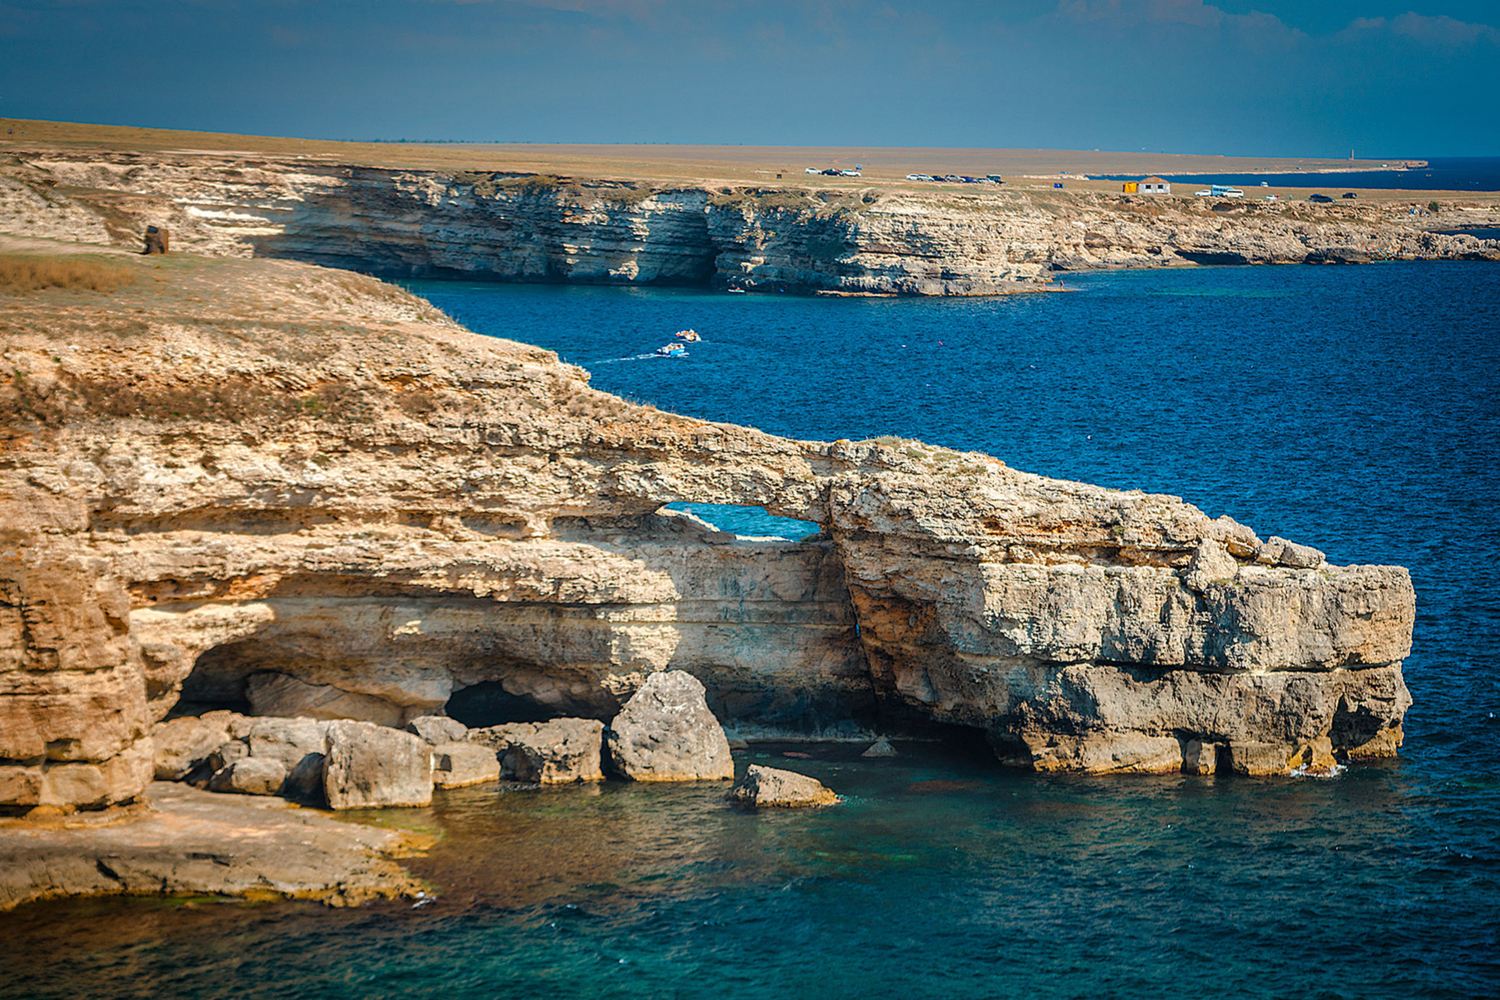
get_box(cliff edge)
[2,150,1496,296]
[0,242,1413,812]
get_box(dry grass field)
[0,253,137,294]
[0,116,1423,191]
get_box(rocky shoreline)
[0,237,1415,908]
[2,149,1497,296]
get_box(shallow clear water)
[5,262,1499,999]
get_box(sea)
[1096,155,1500,193]
[4,262,1499,999]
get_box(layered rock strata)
[1,151,1495,297]
[0,247,1415,812]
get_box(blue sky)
[4,0,1498,156]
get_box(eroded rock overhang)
[0,253,1415,811]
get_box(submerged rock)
[606,672,735,782]
[469,719,604,784]
[323,721,432,810]
[729,765,839,808]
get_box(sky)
[4,0,1498,157]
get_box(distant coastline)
[1095,157,1500,192]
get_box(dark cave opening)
[445,681,558,728]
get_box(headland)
[3,119,1496,297]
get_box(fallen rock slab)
[407,716,469,746]
[206,757,286,796]
[0,781,426,911]
[470,719,605,783]
[324,721,433,809]
[729,765,839,808]
[246,717,330,800]
[151,711,249,780]
[606,672,735,782]
[430,741,500,788]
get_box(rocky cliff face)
[3,151,1495,296]
[0,246,1414,811]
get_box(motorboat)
[655,343,688,357]
[674,329,702,342]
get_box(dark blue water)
[1098,155,1500,191]
[6,263,1500,999]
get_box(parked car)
[1309,193,1334,203]
[1342,192,1358,199]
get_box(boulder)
[469,719,604,784]
[207,757,286,796]
[246,717,329,800]
[1255,536,1325,569]
[152,713,240,780]
[430,741,500,788]
[206,739,249,774]
[605,671,734,782]
[1182,538,1240,594]
[246,672,404,727]
[728,765,839,807]
[860,737,897,758]
[407,715,469,746]
[323,721,432,809]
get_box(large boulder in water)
[468,719,603,783]
[729,764,839,808]
[605,672,734,782]
[429,741,500,788]
[323,721,432,809]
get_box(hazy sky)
[5,0,1498,156]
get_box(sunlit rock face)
[0,252,1414,808]
[6,151,1494,300]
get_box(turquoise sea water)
[5,262,1499,999]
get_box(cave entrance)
[663,502,820,540]
[445,681,558,729]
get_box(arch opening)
[662,502,820,540]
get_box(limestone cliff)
[0,245,1414,810]
[2,151,1496,296]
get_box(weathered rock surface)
[0,781,425,910]
[729,764,839,807]
[0,245,1417,808]
[407,715,469,745]
[151,710,248,780]
[323,721,432,809]
[246,671,407,726]
[2,151,1496,298]
[245,717,330,800]
[606,672,736,781]
[207,756,285,795]
[470,719,605,784]
[429,741,500,788]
